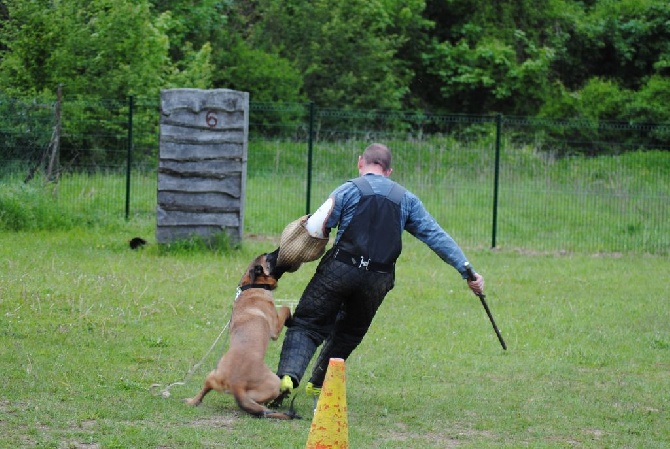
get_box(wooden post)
[157,88,249,245]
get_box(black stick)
[464,263,507,350]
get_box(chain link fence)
[1,93,669,254]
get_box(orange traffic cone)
[305,358,348,449]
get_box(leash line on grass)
[152,301,297,398]
[152,312,232,398]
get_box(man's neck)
[360,166,385,176]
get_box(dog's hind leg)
[232,375,296,419]
[262,410,298,420]
[235,393,296,420]
[233,387,275,417]
[263,393,301,419]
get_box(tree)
[543,0,670,123]
[0,0,216,169]
[2,0,669,125]
[577,0,670,90]
[252,0,424,110]
[147,0,227,72]
[417,0,580,114]
[206,2,305,103]
[0,0,212,98]
[421,29,555,114]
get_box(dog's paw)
[184,397,201,407]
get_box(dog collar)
[235,284,275,301]
[239,284,275,292]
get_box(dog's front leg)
[274,306,292,338]
[185,385,211,406]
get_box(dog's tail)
[233,388,299,420]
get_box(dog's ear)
[252,264,264,281]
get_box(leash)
[152,308,233,398]
[152,292,299,399]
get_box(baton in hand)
[464,262,507,350]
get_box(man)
[276,143,485,398]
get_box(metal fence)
[1,94,669,255]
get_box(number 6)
[206,110,218,128]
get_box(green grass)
[1,223,669,448]
[3,144,669,254]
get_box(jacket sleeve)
[403,193,470,278]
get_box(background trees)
[0,0,213,99]
[0,0,669,121]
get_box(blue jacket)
[324,173,471,278]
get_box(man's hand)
[467,272,484,295]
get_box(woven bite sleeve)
[276,215,329,269]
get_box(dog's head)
[239,253,279,290]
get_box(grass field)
[4,143,669,255]
[1,219,668,448]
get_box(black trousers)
[277,249,395,387]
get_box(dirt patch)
[79,419,97,430]
[583,428,607,438]
[62,442,100,449]
[189,415,238,429]
[244,234,279,243]
[386,430,462,447]
[384,421,496,448]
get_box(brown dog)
[186,253,295,419]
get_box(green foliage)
[0,0,215,170]
[418,0,579,114]
[148,0,228,63]
[418,0,670,119]
[211,37,305,103]
[0,182,76,230]
[626,75,670,125]
[1,0,670,153]
[0,0,213,98]
[253,0,418,109]
[587,0,670,88]
[165,41,213,90]
[423,30,555,114]
[539,74,670,154]
[576,78,633,121]
[0,92,54,163]
[157,231,238,256]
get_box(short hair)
[362,143,392,171]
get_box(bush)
[0,182,75,231]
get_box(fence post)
[46,84,62,183]
[306,102,315,215]
[125,95,134,220]
[491,113,502,248]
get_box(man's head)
[358,143,393,176]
